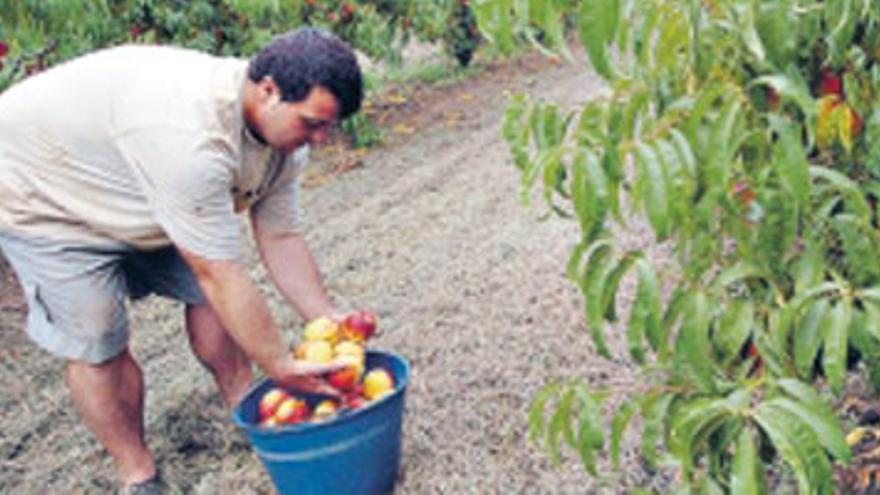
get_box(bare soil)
[0,51,657,494]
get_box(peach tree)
[0,0,480,92]
[475,0,880,492]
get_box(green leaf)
[794,298,829,380]
[775,379,852,462]
[712,263,763,290]
[640,392,676,470]
[755,401,835,494]
[810,166,872,221]
[772,121,811,209]
[572,149,610,241]
[528,381,563,445]
[669,127,697,181]
[610,398,637,469]
[751,74,817,140]
[715,300,754,364]
[792,238,826,295]
[755,0,797,68]
[658,287,689,359]
[635,142,671,240]
[548,387,576,465]
[731,426,765,495]
[753,405,812,494]
[628,258,662,361]
[822,300,851,394]
[656,5,689,72]
[668,389,748,476]
[566,239,590,282]
[601,251,638,322]
[739,0,766,63]
[674,291,716,393]
[583,242,615,358]
[521,147,560,206]
[574,385,605,475]
[833,214,880,286]
[579,0,619,79]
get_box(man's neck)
[241,79,268,146]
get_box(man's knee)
[185,304,239,358]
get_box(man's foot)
[119,471,166,495]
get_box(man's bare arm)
[253,224,338,322]
[177,247,342,394]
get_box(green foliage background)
[0,0,481,92]
[475,0,880,492]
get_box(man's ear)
[258,76,281,104]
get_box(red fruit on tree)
[765,87,780,110]
[851,109,864,136]
[0,41,8,58]
[818,68,843,97]
[341,3,356,22]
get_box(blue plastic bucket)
[232,350,409,495]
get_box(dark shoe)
[119,471,166,495]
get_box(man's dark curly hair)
[248,27,363,119]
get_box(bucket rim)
[232,349,410,435]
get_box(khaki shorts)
[0,231,206,364]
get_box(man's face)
[252,81,339,153]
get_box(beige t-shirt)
[0,44,304,260]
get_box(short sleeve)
[116,129,243,260]
[250,146,307,234]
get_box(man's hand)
[270,356,349,397]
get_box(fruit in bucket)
[274,397,311,424]
[258,387,291,419]
[327,360,362,391]
[303,316,341,343]
[260,416,279,428]
[295,340,334,363]
[333,339,366,361]
[340,310,378,342]
[312,400,338,421]
[343,391,366,410]
[363,368,394,401]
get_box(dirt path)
[1,53,652,493]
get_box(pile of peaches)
[257,311,396,427]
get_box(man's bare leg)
[185,304,253,406]
[66,349,156,486]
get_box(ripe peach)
[333,340,365,360]
[818,68,843,97]
[258,387,291,420]
[303,316,341,344]
[363,368,394,401]
[294,340,334,363]
[340,311,378,342]
[274,397,310,424]
[313,400,338,420]
[338,352,366,374]
[327,364,361,392]
[343,392,366,410]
